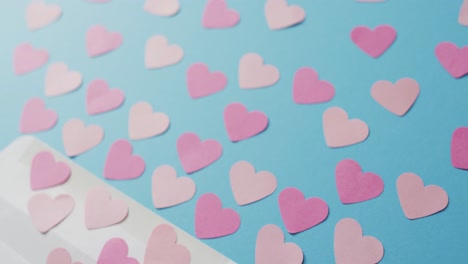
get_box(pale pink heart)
[334,218,384,264]
[351,25,396,58]
[335,159,384,204]
[460,0,468,26]
[28,193,74,233]
[230,161,277,206]
[62,119,104,157]
[195,193,240,238]
[397,172,449,220]
[19,97,58,133]
[45,62,83,96]
[186,63,227,98]
[86,79,125,115]
[265,0,306,30]
[176,132,222,173]
[30,151,71,190]
[47,248,82,264]
[145,35,184,69]
[104,139,146,180]
[371,78,419,116]
[144,224,191,264]
[323,107,369,148]
[255,224,303,264]
[202,0,240,29]
[86,25,123,57]
[144,0,180,17]
[435,42,468,78]
[98,238,138,264]
[224,102,269,142]
[26,1,62,31]
[278,187,328,234]
[152,165,196,208]
[238,53,279,89]
[14,43,49,75]
[129,102,170,140]
[451,127,468,169]
[293,67,335,104]
[85,187,128,229]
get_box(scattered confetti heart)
[278,187,328,234]
[144,224,191,264]
[129,102,170,140]
[14,43,49,75]
[152,165,196,209]
[47,248,82,264]
[28,193,74,233]
[97,238,138,264]
[45,62,83,97]
[202,0,240,29]
[323,107,369,148]
[177,132,222,173]
[293,67,335,104]
[30,151,70,190]
[451,127,468,170]
[460,0,468,26]
[256,224,303,264]
[144,0,180,17]
[86,25,123,57]
[86,79,125,115]
[435,42,468,78]
[351,25,397,58]
[104,139,146,180]
[224,102,269,142]
[186,63,227,99]
[145,35,184,69]
[265,0,305,30]
[238,53,279,89]
[26,1,62,31]
[19,97,58,133]
[371,77,419,116]
[397,172,449,220]
[195,193,240,238]
[85,187,128,229]
[62,118,104,157]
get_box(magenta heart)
[20,98,58,133]
[97,238,138,264]
[224,102,269,142]
[176,132,222,174]
[86,79,125,115]
[30,151,70,190]
[293,67,335,104]
[14,43,49,75]
[104,139,145,180]
[351,25,396,58]
[186,63,227,98]
[202,0,240,29]
[278,187,328,234]
[144,224,191,264]
[435,42,468,78]
[86,25,122,57]
[452,127,468,169]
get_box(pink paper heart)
[85,187,129,229]
[265,0,306,30]
[460,0,468,26]
[104,139,145,180]
[45,62,83,97]
[278,187,328,234]
[152,165,196,208]
[14,43,49,75]
[145,35,184,69]
[397,172,449,220]
[202,0,240,29]
[186,63,227,98]
[144,0,180,17]
[293,67,335,104]
[86,79,125,115]
[256,224,303,264]
[323,107,369,148]
[144,224,191,264]
[128,102,170,140]
[224,102,269,142]
[19,97,58,133]
[230,161,277,205]
[26,1,62,31]
[335,159,384,204]
[451,127,468,169]
[435,42,468,78]
[195,193,240,238]
[239,53,279,89]
[30,151,70,190]
[176,132,222,174]
[371,78,419,116]
[98,238,138,264]
[62,118,104,157]
[334,218,384,264]
[351,25,396,58]
[47,248,82,264]
[86,25,123,57]
[28,193,74,233]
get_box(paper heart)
[47,248,82,264]
[177,132,222,173]
[14,43,49,75]
[334,218,384,264]
[144,224,191,264]
[62,119,104,157]
[451,127,468,169]
[397,172,449,219]
[86,25,123,57]
[293,67,335,104]
[129,102,170,140]
[86,79,125,115]
[152,165,196,208]
[323,107,369,148]
[202,0,240,29]
[265,0,305,30]
[435,42,468,78]
[28,193,74,233]
[256,224,303,264]
[278,187,328,234]
[195,193,240,238]
[30,151,70,190]
[26,1,62,31]
[230,161,277,205]
[85,187,129,229]
[19,97,58,133]
[351,25,396,58]
[335,159,384,204]
[460,0,468,26]
[104,139,145,180]
[238,53,279,89]
[224,102,269,142]
[144,0,180,17]
[98,238,138,264]
[186,63,227,98]
[371,78,419,116]
[145,35,184,69]
[45,62,83,97]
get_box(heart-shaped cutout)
[97,238,138,264]
[152,165,196,208]
[86,79,125,115]
[224,102,269,142]
[47,248,82,264]
[144,224,191,264]
[239,53,279,89]
[323,107,369,148]
[177,132,222,173]
[85,187,129,229]
[30,151,70,190]
[371,78,419,116]
[265,0,305,30]
[128,102,170,140]
[28,193,75,233]
[351,25,397,58]
[186,63,227,99]
[26,2,62,31]
[104,139,145,180]
[14,43,49,75]
[293,67,335,104]
[202,0,240,29]
[451,127,468,170]
[62,118,104,157]
[435,42,468,78]
[144,0,180,17]
[20,98,58,133]
[45,62,83,97]
[86,25,123,57]
[256,224,303,264]
[145,35,183,69]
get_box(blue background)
[1,0,468,263]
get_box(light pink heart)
[128,102,170,140]
[239,53,279,89]
[265,0,306,30]
[351,25,396,58]
[202,0,240,29]
[451,127,468,170]
[323,107,369,148]
[278,187,328,234]
[47,248,82,264]
[224,102,269,142]
[62,118,104,157]
[176,132,222,174]
[152,165,196,209]
[256,224,303,264]
[85,187,128,229]
[98,238,138,264]
[460,0,468,26]
[435,42,468,78]
[86,25,123,57]
[334,218,384,264]
[144,224,191,264]
[86,79,125,115]
[186,63,227,98]
[104,139,145,180]
[28,193,75,233]
[145,35,184,69]
[371,78,419,116]
[26,2,62,31]
[144,0,180,17]
[397,172,449,220]
[45,62,83,97]
[293,67,335,104]
[14,43,49,75]
[230,161,277,205]
[30,151,70,190]
[19,97,58,133]
[195,193,240,239]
